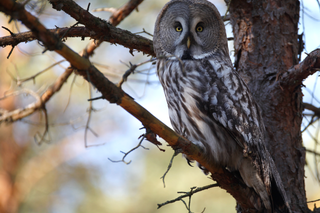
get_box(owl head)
[153,0,229,60]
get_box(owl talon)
[173,147,183,156]
[186,158,194,167]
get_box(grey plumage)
[153,0,291,212]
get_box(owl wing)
[201,60,265,156]
[197,60,291,212]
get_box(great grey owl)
[153,0,291,212]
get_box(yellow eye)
[196,26,203,32]
[175,26,183,32]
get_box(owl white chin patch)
[193,52,212,59]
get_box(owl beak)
[187,36,191,49]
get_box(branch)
[280,49,320,88]
[0,1,152,56]
[49,0,154,56]
[306,148,320,157]
[108,0,143,26]
[0,24,154,56]
[0,27,95,48]
[0,67,73,123]
[108,133,149,165]
[157,184,219,209]
[303,103,320,117]
[0,0,259,211]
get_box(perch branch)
[0,0,260,211]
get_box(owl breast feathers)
[153,0,291,212]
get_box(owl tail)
[239,159,272,212]
[269,159,292,213]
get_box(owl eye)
[196,26,204,32]
[175,26,183,32]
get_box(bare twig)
[0,68,73,124]
[306,148,320,157]
[307,198,320,203]
[1,26,16,58]
[84,84,100,147]
[63,74,77,113]
[108,135,149,165]
[157,184,219,209]
[117,59,155,88]
[34,107,50,144]
[16,60,65,86]
[160,151,178,188]
[224,1,232,21]
[118,62,138,88]
[302,102,320,133]
[302,114,319,133]
[134,28,153,37]
[0,88,50,144]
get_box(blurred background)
[0,0,319,212]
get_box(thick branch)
[0,0,259,211]
[49,0,154,56]
[280,49,320,88]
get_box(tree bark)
[229,0,309,212]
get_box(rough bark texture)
[229,0,308,212]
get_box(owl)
[153,0,291,212]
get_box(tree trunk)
[229,0,309,212]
